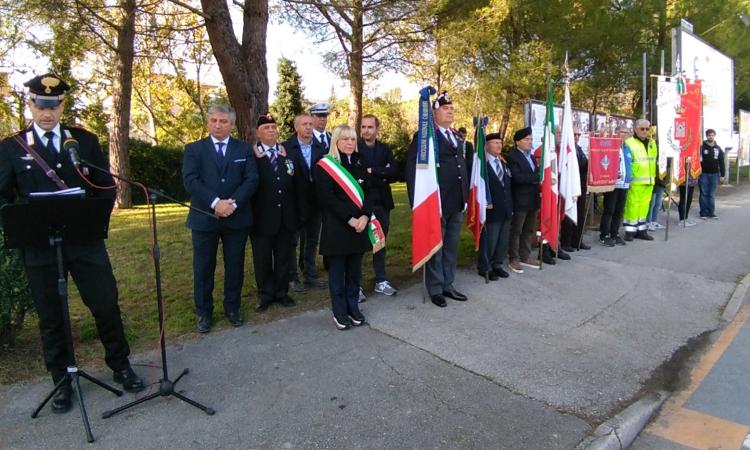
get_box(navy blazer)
[507,148,540,212]
[182,136,259,231]
[485,158,513,222]
[283,134,326,212]
[406,128,469,215]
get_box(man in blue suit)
[182,105,259,333]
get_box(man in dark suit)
[507,127,541,273]
[310,103,332,152]
[477,133,513,280]
[0,73,144,414]
[406,91,469,307]
[182,104,258,333]
[250,114,307,312]
[283,113,327,291]
[358,114,399,296]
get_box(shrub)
[128,139,187,204]
[0,231,34,348]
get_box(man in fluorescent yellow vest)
[622,119,657,241]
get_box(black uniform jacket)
[315,152,375,256]
[507,148,540,212]
[0,125,116,266]
[485,158,513,223]
[405,128,469,215]
[251,143,308,235]
[182,136,259,231]
[356,138,399,211]
[284,135,327,213]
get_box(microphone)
[63,137,81,167]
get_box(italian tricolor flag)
[539,81,559,251]
[466,117,488,250]
[411,87,443,271]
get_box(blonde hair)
[329,125,358,162]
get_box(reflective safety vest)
[624,136,657,185]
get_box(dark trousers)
[600,188,628,238]
[191,227,248,317]
[371,206,390,283]
[25,243,130,375]
[560,191,587,247]
[327,253,363,321]
[425,210,462,296]
[509,209,537,261]
[290,210,322,282]
[478,218,511,272]
[678,184,695,220]
[251,229,292,306]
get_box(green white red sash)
[317,155,385,253]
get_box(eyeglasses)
[637,127,649,131]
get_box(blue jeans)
[699,173,719,217]
[647,185,665,223]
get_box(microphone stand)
[75,158,216,418]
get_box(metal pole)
[665,157,672,241]
[660,49,665,76]
[681,158,691,226]
[643,52,648,119]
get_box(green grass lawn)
[0,182,479,384]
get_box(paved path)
[1,184,749,449]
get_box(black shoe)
[51,378,73,414]
[579,242,591,250]
[635,231,654,241]
[624,233,634,242]
[333,315,352,330]
[543,255,556,265]
[443,287,467,301]
[478,271,499,281]
[430,294,447,307]
[348,310,366,326]
[560,245,575,253]
[113,366,145,393]
[254,302,270,313]
[614,236,626,246]
[492,267,510,278]
[197,315,212,333]
[557,249,571,260]
[225,310,243,327]
[278,296,296,307]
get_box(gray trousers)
[477,218,511,273]
[509,209,537,261]
[425,210,462,296]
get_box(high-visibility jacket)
[624,136,657,185]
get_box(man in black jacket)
[358,114,399,296]
[406,91,469,307]
[0,73,144,414]
[507,127,541,273]
[699,128,725,219]
[283,114,327,291]
[251,114,308,312]
[477,132,513,280]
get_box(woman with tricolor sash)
[315,125,377,330]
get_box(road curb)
[721,271,750,322]
[576,391,668,450]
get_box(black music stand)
[2,197,123,443]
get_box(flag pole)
[665,157,673,241]
[681,158,691,227]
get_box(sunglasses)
[637,127,649,131]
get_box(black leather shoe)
[492,267,510,278]
[51,379,73,414]
[255,302,270,313]
[197,315,211,333]
[635,231,654,241]
[278,296,296,307]
[579,242,591,250]
[560,245,575,253]
[443,287,467,301]
[348,310,366,326]
[430,294,447,307]
[543,253,556,265]
[624,233,634,242]
[557,249,571,260]
[113,366,145,393]
[225,310,243,327]
[478,271,499,281]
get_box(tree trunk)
[348,4,364,130]
[498,90,514,142]
[109,0,137,208]
[201,0,269,143]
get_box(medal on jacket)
[286,159,294,175]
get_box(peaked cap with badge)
[25,73,70,108]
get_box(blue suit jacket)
[182,136,259,231]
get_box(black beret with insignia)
[513,127,532,142]
[257,113,276,128]
[432,91,452,110]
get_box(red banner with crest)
[587,137,621,193]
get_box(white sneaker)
[358,287,367,303]
[374,281,398,296]
[680,220,696,227]
[647,223,655,231]
[652,222,665,229]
